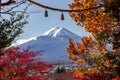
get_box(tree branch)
[28,0,108,12]
[0,0,26,14]
[1,0,16,6]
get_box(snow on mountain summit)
[12,37,37,46]
[41,27,62,37]
[41,27,79,38]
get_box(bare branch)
[1,0,16,6]
[0,0,26,14]
[28,0,111,12]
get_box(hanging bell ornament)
[44,10,48,17]
[61,12,64,20]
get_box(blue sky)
[18,0,90,39]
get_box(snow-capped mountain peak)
[41,27,78,38]
[41,27,62,37]
[14,27,81,63]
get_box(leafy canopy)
[0,47,53,80]
[67,0,120,79]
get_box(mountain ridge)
[13,27,81,63]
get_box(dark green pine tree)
[0,11,28,56]
[55,66,66,74]
[60,66,66,73]
[55,66,61,74]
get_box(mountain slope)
[18,27,81,62]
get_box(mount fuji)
[14,27,81,63]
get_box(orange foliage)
[67,0,120,79]
[69,0,118,34]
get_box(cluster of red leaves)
[74,73,120,80]
[0,47,53,80]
